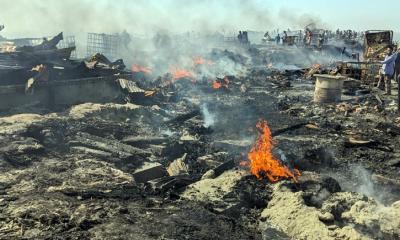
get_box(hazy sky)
[269,0,399,31]
[0,0,398,38]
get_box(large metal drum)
[313,74,345,103]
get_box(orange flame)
[171,68,194,80]
[212,76,230,89]
[248,120,300,183]
[132,64,152,74]
[212,81,222,89]
[193,56,214,66]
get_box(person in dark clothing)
[242,31,249,44]
[276,34,281,44]
[237,31,242,44]
[317,34,324,49]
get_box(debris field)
[1,27,400,240]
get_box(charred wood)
[164,109,201,125]
[122,136,167,147]
[68,132,151,157]
[146,175,198,194]
[271,122,309,137]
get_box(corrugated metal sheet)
[117,78,145,93]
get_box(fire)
[193,56,214,66]
[212,81,222,89]
[171,68,193,80]
[212,76,229,89]
[132,64,152,74]
[248,120,300,182]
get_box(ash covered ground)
[1,31,400,240]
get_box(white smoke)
[329,165,386,204]
[351,165,379,200]
[0,0,273,38]
[201,103,215,127]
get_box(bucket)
[313,74,345,103]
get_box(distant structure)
[0,25,4,32]
[30,35,77,59]
[58,36,76,58]
[86,33,121,61]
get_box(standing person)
[305,29,312,46]
[237,31,242,44]
[242,31,249,44]
[378,46,399,95]
[275,33,281,44]
[282,31,288,45]
[317,34,324,49]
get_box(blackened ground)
[1,47,400,239]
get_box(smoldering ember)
[1,3,400,240]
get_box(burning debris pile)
[0,25,400,240]
[212,76,230,89]
[247,120,300,182]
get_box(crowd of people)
[237,31,249,45]
[240,28,399,96]
[261,28,364,48]
[260,28,399,96]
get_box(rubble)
[1,23,400,240]
[167,153,189,176]
[133,162,168,183]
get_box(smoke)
[0,0,270,59]
[278,8,329,30]
[201,103,215,127]
[263,47,350,70]
[0,0,273,38]
[351,165,379,201]
[0,0,350,67]
[126,37,251,86]
[328,165,387,204]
